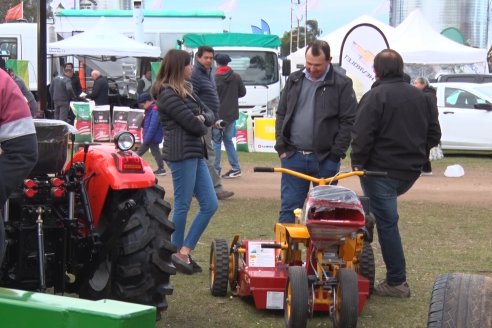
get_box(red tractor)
[209,167,382,328]
[0,120,176,320]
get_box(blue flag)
[261,19,271,34]
[251,25,263,34]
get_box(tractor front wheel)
[332,268,359,328]
[284,266,309,328]
[209,239,230,296]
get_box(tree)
[280,19,322,57]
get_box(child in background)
[136,92,166,176]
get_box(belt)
[297,150,313,155]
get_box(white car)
[431,82,492,152]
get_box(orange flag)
[5,2,23,22]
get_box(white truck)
[0,22,58,96]
[182,33,289,118]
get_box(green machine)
[0,287,156,328]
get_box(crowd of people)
[1,39,443,294]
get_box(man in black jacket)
[275,40,357,223]
[88,70,109,106]
[213,53,246,178]
[191,46,234,200]
[351,49,441,298]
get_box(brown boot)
[216,190,234,200]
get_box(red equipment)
[210,168,383,328]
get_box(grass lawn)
[152,151,492,328]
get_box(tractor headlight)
[114,131,135,151]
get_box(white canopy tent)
[288,15,395,70]
[47,17,161,58]
[389,9,488,77]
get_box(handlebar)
[253,167,386,185]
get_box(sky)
[145,0,390,37]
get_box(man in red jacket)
[0,67,38,265]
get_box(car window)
[445,87,482,109]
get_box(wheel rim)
[209,252,215,288]
[88,258,111,292]
[286,280,292,320]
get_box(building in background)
[389,0,489,48]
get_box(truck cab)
[0,22,58,96]
[183,33,289,118]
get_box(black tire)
[284,266,309,328]
[81,186,176,318]
[357,242,375,294]
[209,239,229,296]
[333,268,359,328]
[427,273,492,328]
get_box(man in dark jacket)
[136,92,166,176]
[275,40,358,223]
[351,49,441,298]
[414,76,439,175]
[7,68,38,117]
[88,70,109,106]
[213,53,246,178]
[190,46,234,200]
[49,65,77,123]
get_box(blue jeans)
[360,175,416,285]
[279,152,340,223]
[212,123,240,174]
[168,158,218,250]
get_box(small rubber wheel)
[209,239,230,296]
[284,266,309,328]
[332,268,359,328]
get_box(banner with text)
[340,23,390,98]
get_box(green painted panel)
[0,288,155,328]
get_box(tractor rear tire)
[112,186,176,317]
[427,273,492,328]
[79,186,175,319]
[209,239,230,296]
[284,266,309,328]
[357,242,375,294]
[333,268,359,328]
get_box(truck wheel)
[284,266,309,328]
[209,239,229,296]
[356,242,375,294]
[427,273,492,328]
[332,268,358,328]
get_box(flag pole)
[38,0,47,115]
